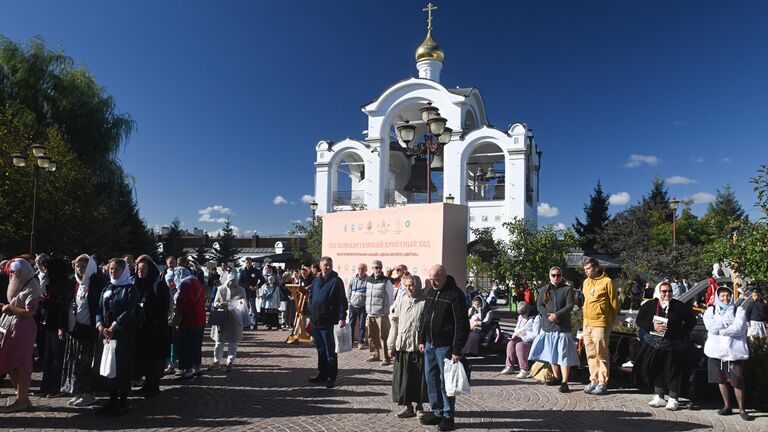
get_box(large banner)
[321,203,468,282]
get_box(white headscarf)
[75,255,97,290]
[110,263,132,286]
[7,258,42,304]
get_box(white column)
[315,164,330,215]
[417,60,443,82]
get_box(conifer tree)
[211,219,240,267]
[162,218,185,260]
[703,184,747,236]
[642,177,673,221]
[573,180,610,254]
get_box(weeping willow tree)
[0,36,153,258]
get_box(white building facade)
[313,10,542,242]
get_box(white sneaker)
[649,395,666,408]
[665,398,679,411]
[516,370,531,379]
[621,360,634,368]
[500,367,512,375]
[67,395,80,406]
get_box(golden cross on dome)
[423,3,438,30]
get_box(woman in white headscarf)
[94,258,139,417]
[632,281,696,411]
[704,286,752,421]
[0,258,43,413]
[59,254,108,407]
[208,273,246,372]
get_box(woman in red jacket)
[169,267,206,380]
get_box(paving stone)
[1,328,765,431]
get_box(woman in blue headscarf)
[170,267,206,380]
[703,286,751,421]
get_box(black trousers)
[41,330,65,394]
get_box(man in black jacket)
[239,257,264,330]
[418,264,469,431]
[307,256,347,388]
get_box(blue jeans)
[348,305,367,342]
[423,343,455,418]
[313,326,338,381]
[246,296,259,327]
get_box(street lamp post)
[669,198,680,247]
[11,145,58,254]
[309,201,318,227]
[395,102,452,203]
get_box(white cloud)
[290,219,302,225]
[721,157,732,164]
[609,192,631,206]
[273,195,288,205]
[691,156,704,163]
[305,217,314,223]
[198,205,233,223]
[665,176,697,185]
[687,192,716,205]
[553,223,567,231]
[625,154,659,168]
[537,202,559,218]
[301,194,315,204]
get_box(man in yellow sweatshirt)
[581,257,620,395]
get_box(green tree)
[160,218,185,260]
[702,184,747,236]
[193,245,209,266]
[0,36,150,256]
[288,218,323,265]
[706,166,768,284]
[498,218,578,288]
[643,177,673,222]
[467,227,503,282]
[573,180,610,254]
[211,219,240,267]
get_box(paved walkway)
[2,328,766,431]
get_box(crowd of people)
[0,252,303,416]
[1,252,765,428]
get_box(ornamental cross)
[423,3,437,29]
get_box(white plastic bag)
[334,324,352,353]
[443,358,470,396]
[99,339,117,379]
[229,299,250,328]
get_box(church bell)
[404,157,437,192]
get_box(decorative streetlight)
[11,144,59,254]
[669,198,680,247]
[309,201,319,227]
[395,102,452,203]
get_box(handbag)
[208,309,228,327]
[99,339,117,379]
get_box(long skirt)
[60,332,97,395]
[528,331,580,367]
[631,343,688,398]
[392,350,427,405]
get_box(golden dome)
[415,28,444,62]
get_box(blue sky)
[2,1,766,235]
